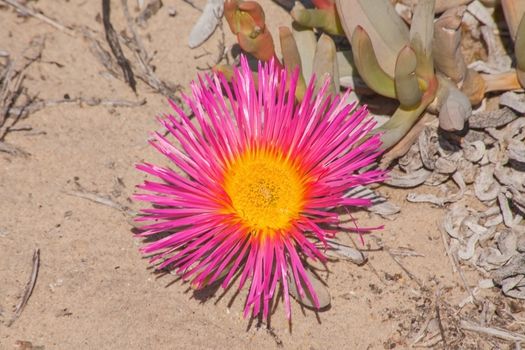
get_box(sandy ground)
[0,1,509,349]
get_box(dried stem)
[7,249,40,327]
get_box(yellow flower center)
[224,148,305,232]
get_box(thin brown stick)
[7,249,40,327]
[120,0,180,99]
[482,71,522,93]
[0,0,75,36]
[102,0,137,92]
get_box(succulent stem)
[373,75,438,150]
[515,14,525,87]
[312,34,339,95]
[482,71,522,92]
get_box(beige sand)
[0,1,505,349]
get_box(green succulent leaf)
[395,45,422,109]
[335,0,409,75]
[502,0,525,40]
[410,0,435,82]
[312,34,339,94]
[292,19,317,82]
[279,26,307,100]
[351,26,396,99]
[336,50,354,77]
[290,4,344,35]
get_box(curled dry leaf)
[424,171,450,186]
[474,165,500,202]
[345,185,400,219]
[386,167,432,188]
[418,126,438,170]
[462,140,485,163]
[398,142,424,172]
[457,158,478,184]
[494,166,525,192]
[434,157,457,174]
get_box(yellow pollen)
[224,148,305,232]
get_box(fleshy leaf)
[291,1,344,35]
[432,6,467,83]
[224,0,278,62]
[410,0,435,82]
[502,0,525,40]
[395,45,422,108]
[335,0,409,75]
[279,26,307,100]
[461,69,485,105]
[313,34,339,94]
[291,15,317,82]
[351,26,396,99]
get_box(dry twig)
[7,249,40,327]
[386,248,424,288]
[460,320,525,342]
[102,0,137,92]
[64,190,137,217]
[120,0,180,99]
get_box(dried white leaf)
[508,140,525,163]
[326,240,367,265]
[498,193,514,228]
[474,165,500,202]
[458,232,481,260]
[188,0,224,49]
[345,185,400,219]
[467,1,496,27]
[435,157,457,174]
[386,168,432,188]
[462,141,485,163]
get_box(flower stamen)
[224,147,305,232]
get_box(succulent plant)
[219,0,525,154]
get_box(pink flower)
[134,56,386,319]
